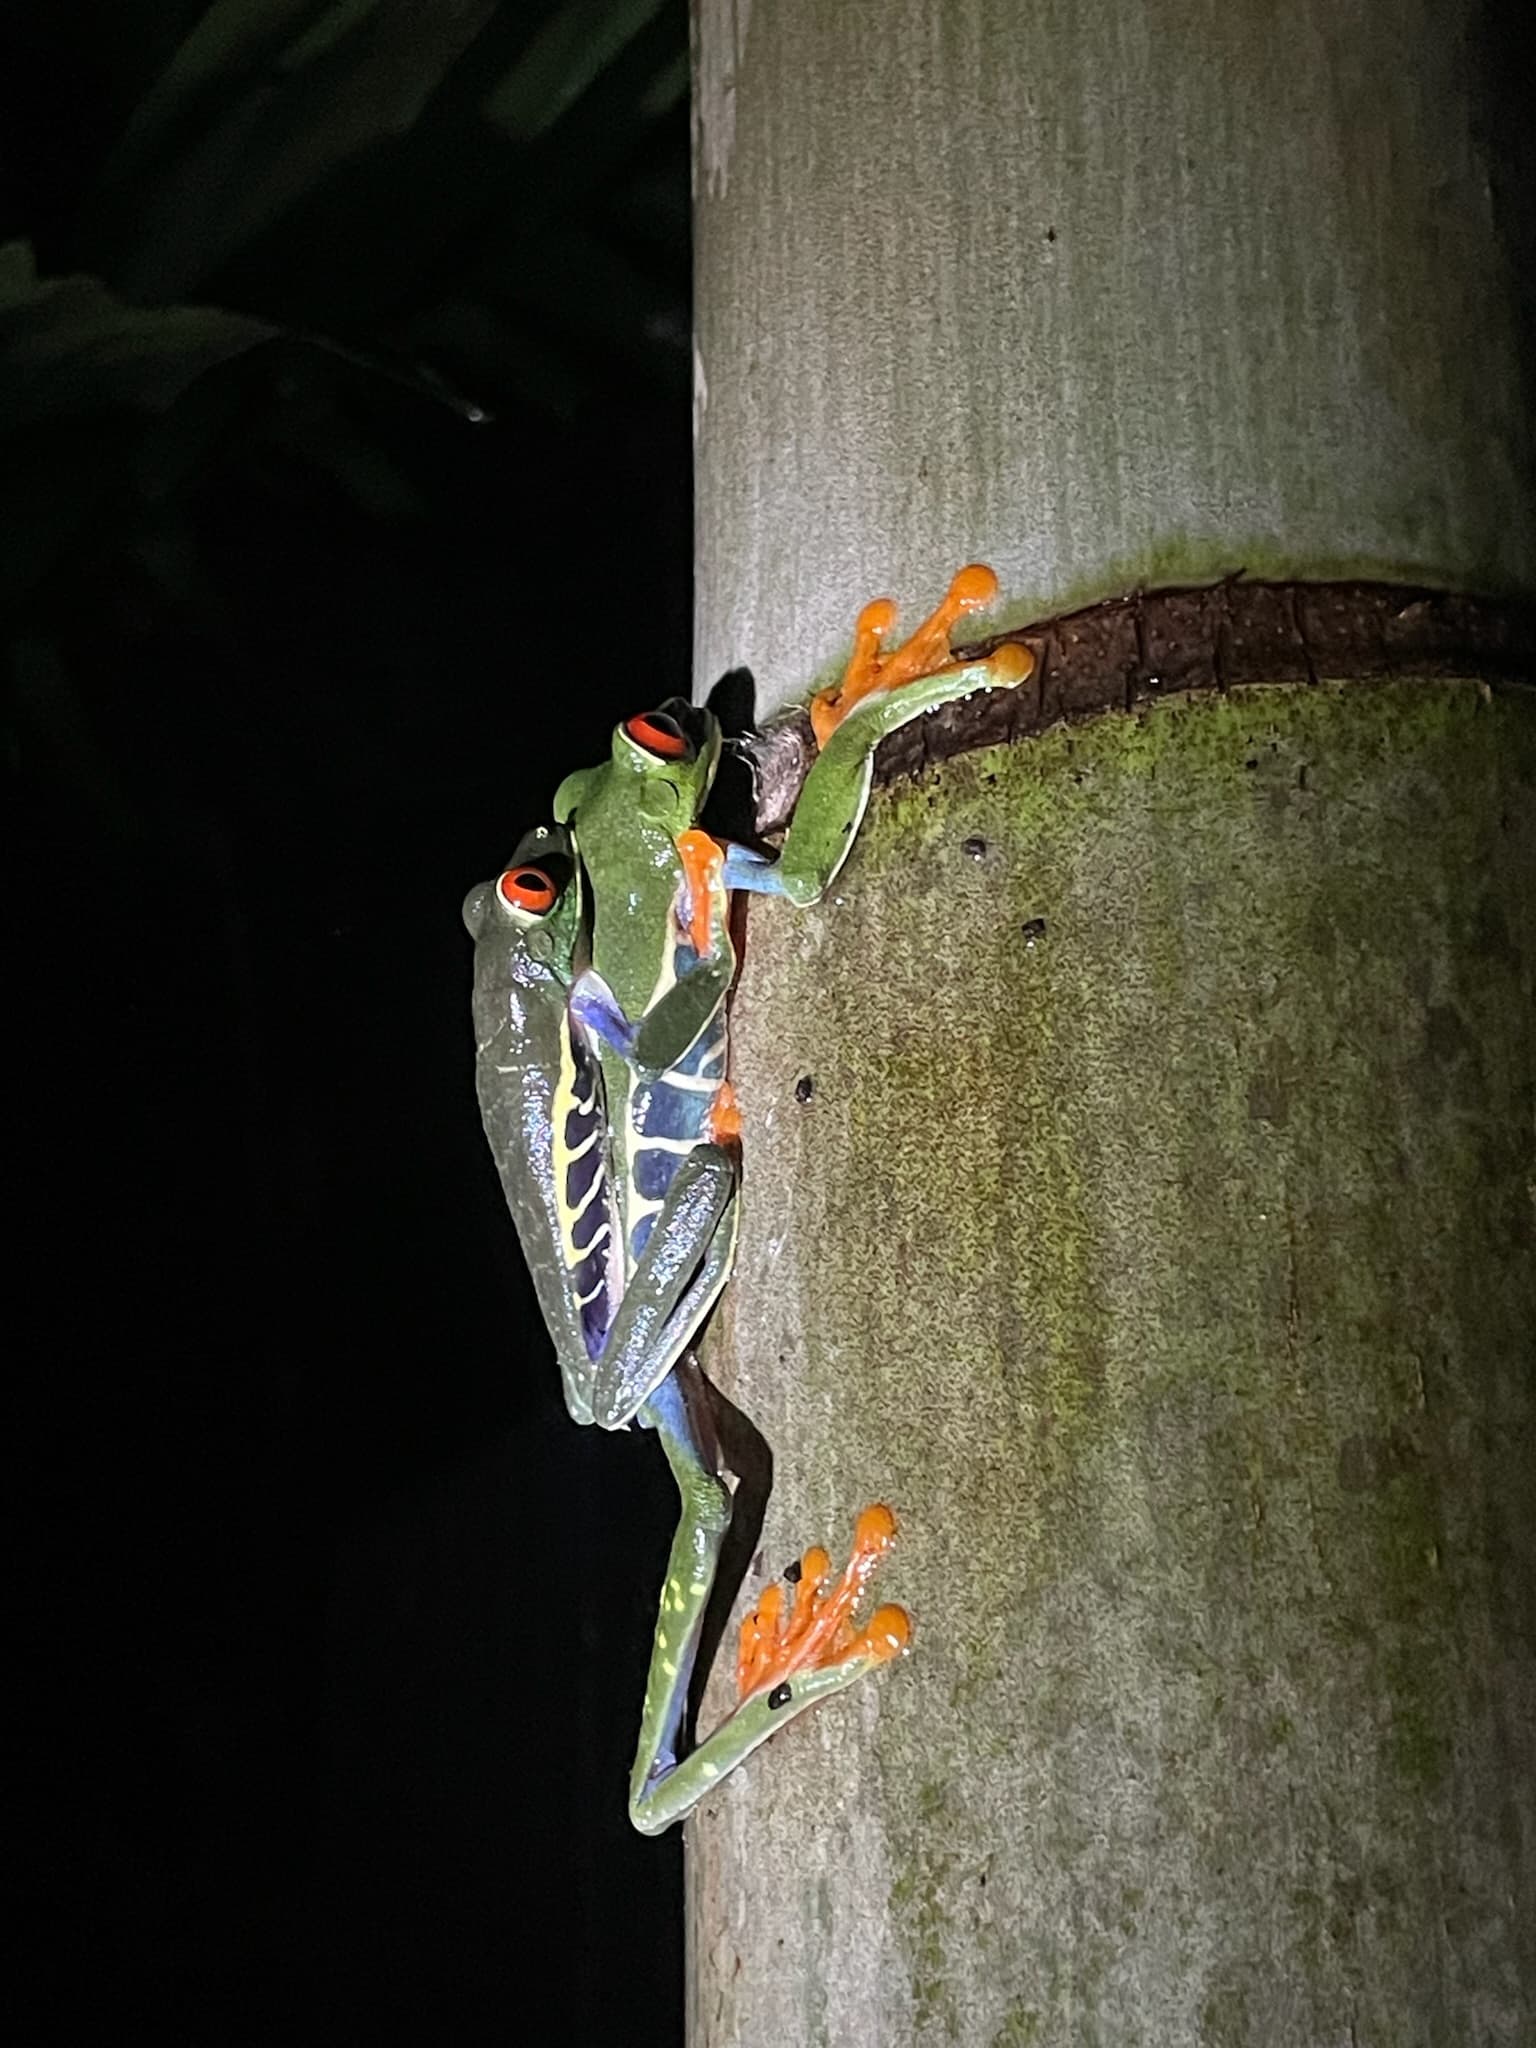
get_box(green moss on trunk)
[689,678,1535,2046]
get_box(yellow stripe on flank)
[553,1022,605,1276]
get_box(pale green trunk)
[690,679,1534,2043]
[693,0,1533,712]
[689,2,1534,2043]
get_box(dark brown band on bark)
[744,582,1536,832]
[877,580,1536,788]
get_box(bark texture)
[693,0,1535,714]
[690,678,1535,2045]
[689,0,1535,2040]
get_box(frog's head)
[462,823,583,987]
[583,698,723,834]
[552,701,720,835]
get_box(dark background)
[14,10,1532,2047]
[7,5,694,2042]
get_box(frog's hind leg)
[589,1149,739,1431]
[627,1447,911,1835]
[766,576,1033,909]
[629,1353,736,1831]
[733,1505,910,1704]
[809,563,1000,742]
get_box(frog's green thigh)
[628,1366,910,1836]
[629,948,734,1082]
[628,1354,736,1833]
[768,646,1032,907]
[590,1154,739,1430]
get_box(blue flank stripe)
[628,999,726,1262]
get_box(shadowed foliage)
[8,7,694,2044]
[2,0,689,644]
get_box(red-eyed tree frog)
[542,568,1033,1829]
[555,565,1031,1078]
[465,825,911,1832]
[463,824,737,1432]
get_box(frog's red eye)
[625,712,689,759]
[497,866,557,914]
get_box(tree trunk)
[688,2,1535,2043]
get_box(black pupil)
[514,871,544,891]
[647,714,682,743]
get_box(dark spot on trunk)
[1338,1425,1421,1492]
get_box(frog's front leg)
[628,1357,909,1836]
[568,935,733,1088]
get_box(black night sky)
[8,7,694,2043]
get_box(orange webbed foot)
[736,1504,912,1701]
[810,565,1002,746]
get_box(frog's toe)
[986,639,1035,686]
[851,1602,912,1663]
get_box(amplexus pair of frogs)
[465,567,1032,1833]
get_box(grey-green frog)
[545,569,1033,1828]
[465,825,906,1833]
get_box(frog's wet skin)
[471,572,1033,1829]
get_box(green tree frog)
[465,825,909,1832]
[543,568,1033,1829]
[463,824,737,1432]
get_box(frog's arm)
[725,567,1034,909]
[568,943,734,1085]
[551,761,600,823]
[627,1358,910,1835]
